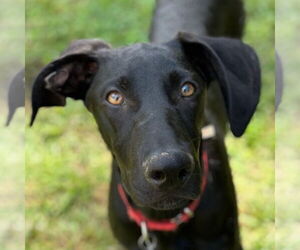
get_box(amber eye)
[181,82,195,97]
[106,91,124,105]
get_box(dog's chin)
[148,197,191,211]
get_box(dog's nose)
[144,151,194,188]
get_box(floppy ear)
[176,32,261,137]
[30,39,110,126]
[6,69,25,126]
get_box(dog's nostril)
[178,168,189,181]
[150,170,166,182]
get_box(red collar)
[117,150,209,232]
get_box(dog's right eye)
[180,82,196,97]
[106,91,124,105]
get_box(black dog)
[30,0,260,249]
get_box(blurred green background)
[0,0,24,250]
[26,0,274,249]
[275,0,300,249]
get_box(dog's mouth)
[128,188,201,211]
[149,197,191,210]
[127,179,201,211]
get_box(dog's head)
[31,33,260,210]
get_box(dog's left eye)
[181,82,196,97]
[106,91,124,105]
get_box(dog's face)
[31,32,261,210]
[86,43,205,209]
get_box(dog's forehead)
[115,42,174,59]
[98,42,182,73]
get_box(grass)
[25,0,275,249]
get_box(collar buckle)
[170,214,184,225]
[184,207,194,217]
[170,207,195,225]
[201,124,216,140]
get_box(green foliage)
[26,0,154,65]
[26,0,274,249]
